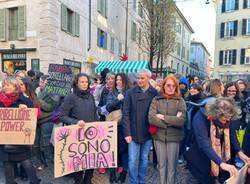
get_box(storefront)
[63,59,81,75]
[2,52,27,74]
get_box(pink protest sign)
[54,121,117,178]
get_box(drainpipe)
[87,0,91,51]
[125,0,128,55]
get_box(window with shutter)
[220,23,225,38]
[232,49,237,65]
[233,20,237,36]
[225,21,234,37]
[225,0,235,11]
[219,51,223,65]
[247,0,250,8]
[222,0,226,12]
[241,48,245,64]
[223,50,234,65]
[67,9,74,34]
[97,28,107,49]
[235,0,239,9]
[245,48,250,64]
[98,0,107,18]
[0,9,6,41]
[17,6,26,40]
[61,4,67,31]
[242,19,247,35]
[9,7,18,41]
[247,18,250,35]
[75,13,80,37]
[61,4,79,37]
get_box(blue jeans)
[128,139,152,184]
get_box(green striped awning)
[95,60,149,74]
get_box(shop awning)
[95,60,149,74]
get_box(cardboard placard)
[54,121,117,178]
[224,164,248,184]
[44,64,74,96]
[0,108,37,145]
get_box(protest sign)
[44,64,74,96]
[54,121,117,178]
[0,108,37,145]
[225,164,248,184]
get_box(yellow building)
[214,0,250,81]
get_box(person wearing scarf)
[185,97,250,184]
[148,74,187,184]
[0,77,40,184]
[59,73,98,184]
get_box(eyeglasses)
[227,90,236,93]
[165,84,176,88]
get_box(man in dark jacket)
[122,69,158,184]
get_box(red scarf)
[0,92,19,107]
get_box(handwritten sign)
[44,64,74,96]
[0,108,37,145]
[54,121,117,178]
[225,164,248,184]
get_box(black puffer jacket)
[60,88,98,125]
[0,93,33,162]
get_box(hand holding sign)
[77,120,86,128]
[220,163,239,177]
[54,121,117,178]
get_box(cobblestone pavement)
[0,162,198,184]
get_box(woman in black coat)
[106,73,131,183]
[185,97,250,184]
[0,77,40,184]
[60,73,98,184]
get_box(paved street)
[0,156,198,184]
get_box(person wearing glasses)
[224,82,243,104]
[185,97,250,184]
[148,74,187,184]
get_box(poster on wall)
[0,108,37,145]
[54,121,117,178]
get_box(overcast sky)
[176,0,216,60]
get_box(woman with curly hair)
[185,97,250,184]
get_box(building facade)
[165,5,194,77]
[214,0,250,81]
[190,41,210,78]
[0,0,144,75]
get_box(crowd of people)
[0,68,250,184]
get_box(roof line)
[191,41,211,56]
[175,5,195,33]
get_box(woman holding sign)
[60,73,98,184]
[0,76,40,184]
[185,97,250,184]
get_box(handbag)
[106,109,122,125]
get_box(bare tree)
[137,0,176,76]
